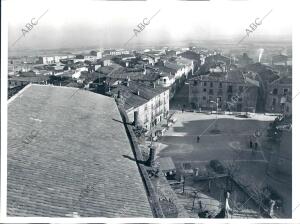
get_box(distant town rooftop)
[7,84,153,217]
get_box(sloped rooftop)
[108,81,168,110]
[7,84,153,217]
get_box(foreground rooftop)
[7,84,153,217]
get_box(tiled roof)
[9,75,50,83]
[190,70,246,83]
[245,63,279,83]
[272,76,292,85]
[178,50,200,61]
[158,157,176,172]
[109,82,168,110]
[7,84,153,217]
[107,72,160,82]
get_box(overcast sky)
[6,0,293,50]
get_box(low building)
[272,54,288,66]
[158,157,176,179]
[75,54,98,62]
[163,58,194,80]
[90,50,103,59]
[159,73,176,88]
[8,75,50,88]
[237,53,254,67]
[7,84,154,217]
[178,50,201,70]
[103,49,130,57]
[188,70,259,112]
[38,55,75,64]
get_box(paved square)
[157,112,275,166]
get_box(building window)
[203,88,207,92]
[227,85,233,93]
[283,88,288,95]
[203,82,207,86]
[273,88,278,95]
[203,96,206,100]
[219,83,222,88]
[164,78,167,84]
[209,89,214,95]
[193,80,198,86]
[210,82,213,88]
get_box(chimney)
[117,90,121,98]
[194,168,199,176]
[125,77,130,86]
[145,146,156,167]
[134,111,139,127]
[269,200,275,216]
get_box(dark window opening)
[227,85,233,93]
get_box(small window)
[193,80,198,86]
[203,88,207,92]
[203,96,206,100]
[203,82,207,86]
[209,89,214,95]
[283,88,288,95]
[273,88,278,95]
[219,83,222,88]
[210,82,214,88]
[239,86,243,92]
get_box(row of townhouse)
[106,80,169,131]
[188,70,259,112]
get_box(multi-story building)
[265,76,292,114]
[107,81,169,131]
[90,50,103,59]
[188,70,259,112]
